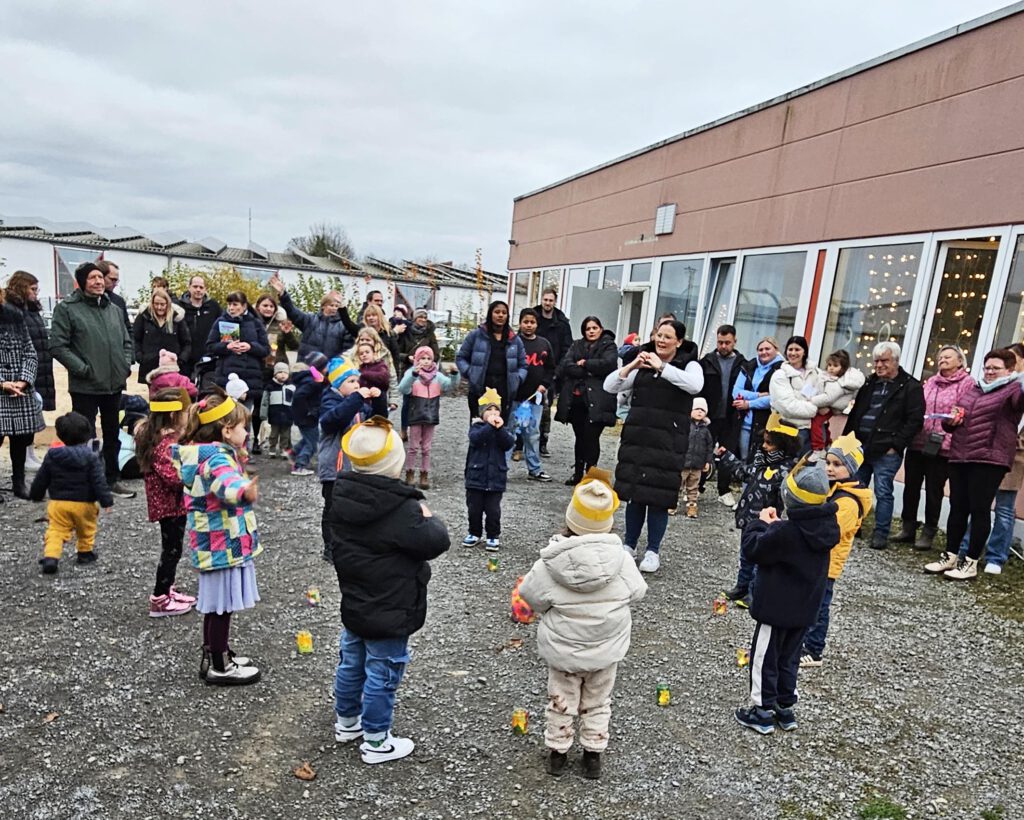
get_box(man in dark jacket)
[177,275,221,378]
[735,461,839,735]
[699,324,746,503]
[330,418,450,764]
[842,341,924,550]
[534,289,573,455]
[50,262,136,498]
[97,260,132,340]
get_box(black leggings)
[568,401,604,470]
[203,612,231,653]
[154,515,186,597]
[900,449,949,528]
[946,462,1007,561]
[3,433,33,485]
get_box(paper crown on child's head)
[341,416,405,479]
[477,387,501,412]
[197,395,236,425]
[827,432,864,474]
[150,387,191,414]
[783,456,830,509]
[327,357,360,388]
[566,470,620,535]
[765,412,799,438]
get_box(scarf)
[980,373,1022,394]
[416,360,438,385]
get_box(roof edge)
[513,2,1024,202]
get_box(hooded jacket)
[143,433,185,522]
[844,367,925,459]
[683,417,715,470]
[279,290,353,361]
[172,442,260,571]
[398,367,459,426]
[942,377,1024,469]
[204,309,270,390]
[810,368,866,413]
[828,479,872,580]
[718,447,794,530]
[6,294,55,411]
[464,419,516,492]
[49,289,134,395]
[133,304,191,385]
[329,473,451,639]
[456,324,528,401]
[769,362,822,429]
[554,331,618,427]
[317,389,371,482]
[518,533,647,673]
[396,319,440,378]
[743,502,840,629]
[290,367,326,428]
[177,293,221,374]
[911,368,975,455]
[29,442,113,507]
[146,364,199,400]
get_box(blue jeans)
[739,426,751,462]
[802,578,835,658]
[958,488,1017,565]
[334,628,410,738]
[857,451,902,539]
[293,425,319,469]
[624,502,669,553]
[511,400,544,475]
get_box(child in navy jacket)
[734,458,839,735]
[290,352,328,476]
[463,388,515,551]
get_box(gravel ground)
[1,395,1022,820]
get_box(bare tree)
[289,222,356,259]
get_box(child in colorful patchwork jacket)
[397,345,459,490]
[173,392,261,687]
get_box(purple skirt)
[196,563,260,615]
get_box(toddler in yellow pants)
[29,412,114,574]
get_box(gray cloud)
[0,0,1007,270]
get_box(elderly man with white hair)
[843,341,924,550]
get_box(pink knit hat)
[414,346,435,362]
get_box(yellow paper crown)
[828,432,865,469]
[341,416,397,467]
[570,473,620,521]
[766,412,799,437]
[784,456,829,505]
[150,387,191,414]
[477,387,502,410]
[198,396,236,425]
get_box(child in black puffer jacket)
[717,413,799,605]
[676,397,715,518]
[30,412,114,574]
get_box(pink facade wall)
[509,12,1024,269]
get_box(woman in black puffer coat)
[603,320,703,574]
[204,291,270,405]
[554,316,618,485]
[3,271,54,411]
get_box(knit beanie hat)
[565,476,620,535]
[224,373,249,400]
[692,397,708,414]
[342,417,405,479]
[74,261,102,291]
[478,386,501,414]
[414,346,435,363]
[782,458,830,510]
[303,350,329,382]
[158,349,178,368]
[827,432,864,477]
[327,357,360,388]
[393,304,409,317]
[414,308,429,320]
[273,361,290,378]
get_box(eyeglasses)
[873,357,893,364]
[983,365,1007,372]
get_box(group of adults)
[0,259,440,498]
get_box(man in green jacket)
[49,262,136,498]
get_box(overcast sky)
[0,0,1011,272]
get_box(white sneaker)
[924,552,958,574]
[983,562,1002,575]
[360,731,415,764]
[639,551,661,573]
[334,715,363,743]
[944,557,978,581]
[24,447,43,472]
[718,492,736,508]
[799,653,823,668]
[205,660,261,686]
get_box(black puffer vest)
[614,340,698,509]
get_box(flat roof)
[514,2,1024,202]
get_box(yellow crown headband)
[828,432,865,468]
[785,461,828,505]
[341,416,397,467]
[197,396,237,425]
[478,386,502,408]
[766,412,799,437]
[570,482,621,521]
[150,400,184,413]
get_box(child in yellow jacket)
[801,432,872,667]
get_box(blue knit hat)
[327,357,360,388]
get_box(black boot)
[914,525,937,552]
[892,521,917,544]
[564,463,584,486]
[11,464,28,499]
[582,750,602,779]
[539,437,550,457]
[545,750,568,777]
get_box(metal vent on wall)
[654,204,676,235]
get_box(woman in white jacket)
[769,335,820,454]
[518,476,647,780]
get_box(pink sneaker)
[169,586,196,605]
[149,593,193,618]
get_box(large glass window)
[820,243,923,375]
[511,271,531,323]
[699,258,737,354]
[993,236,1024,347]
[655,258,704,335]
[541,269,561,300]
[629,262,651,283]
[733,252,806,349]
[604,265,623,291]
[395,283,434,310]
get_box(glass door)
[618,288,649,343]
[699,257,736,355]
[915,239,1000,379]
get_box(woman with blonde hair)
[348,326,399,414]
[133,286,191,384]
[732,337,785,462]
